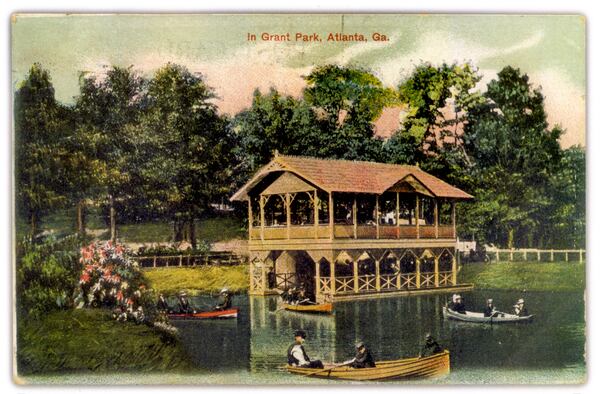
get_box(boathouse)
[231,155,474,302]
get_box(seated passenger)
[483,298,498,317]
[214,288,232,311]
[287,330,324,369]
[419,334,444,358]
[513,298,529,316]
[449,294,467,314]
[351,342,376,368]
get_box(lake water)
[169,289,586,384]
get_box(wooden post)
[550,249,554,261]
[285,193,291,240]
[451,255,457,285]
[329,192,334,240]
[565,251,569,262]
[260,195,265,241]
[537,250,541,261]
[353,258,359,293]
[434,256,439,287]
[396,192,400,239]
[330,260,336,295]
[580,249,583,263]
[524,250,527,261]
[434,200,439,238]
[451,202,456,239]
[314,190,319,239]
[153,256,157,268]
[179,255,183,267]
[248,199,253,239]
[376,195,380,239]
[496,250,500,261]
[416,196,420,239]
[353,195,358,239]
[510,249,513,261]
[315,259,321,297]
[415,258,421,289]
[261,261,267,293]
[375,258,381,291]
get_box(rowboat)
[443,307,533,323]
[287,350,450,381]
[167,308,239,320]
[283,302,333,314]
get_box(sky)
[11,14,586,147]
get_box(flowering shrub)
[74,241,147,309]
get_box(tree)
[461,66,564,248]
[14,64,71,240]
[74,66,147,242]
[144,63,238,246]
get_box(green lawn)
[143,265,249,296]
[16,309,193,375]
[459,261,586,292]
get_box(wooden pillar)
[434,256,439,287]
[415,258,421,289]
[260,195,265,241]
[353,195,358,239]
[451,255,457,285]
[416,196,420,239]
[510,249,513,261]
[375,195,380,239]
[396,192,400,239]
[580,249,583,263]
[434,200,439,238]
[353,258,359,293]
[248,199,253,239]
[451,202,456,239]
[315,259,321,297]
[330,260,336,295]
[550,249,554,261]
[261,261,267,292]
[285,194,291,240]
[329,192,334,240]
[375,258,381,291]
[496,250,500,261]
[538,250,541,261]
[313,190,319,239]
[153,256,157,268]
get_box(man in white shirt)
[287,330,324,368]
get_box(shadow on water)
[174,290,584,381]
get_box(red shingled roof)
[231,155,473,201]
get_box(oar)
[302,360,354,377]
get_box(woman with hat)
[448,294,467,314]
[483,298,498,317]
[177,290,194,314]
[513,298,529,316]
[214,288,232,311]
[350,341,376,368]
[287,330,324,369]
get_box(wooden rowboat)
[167,308,238,320]
[283,303,333,314]
[443,307,533,323]
[287,350,450,381]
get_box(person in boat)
[448,294,467,314]
[177,291,194,314]
[287,330,324,369]
[156,293,170,312]
[214,288,232,311]
[350,342,376,368]
[296,287,312,305]
[419,333,444,358]
[483,298,498,317]
[513,298,529,316]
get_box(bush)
[16,235,82,318]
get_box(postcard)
[11,13,585,385]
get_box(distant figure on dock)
[513,298,529,316]
[287,330,324,369]
[448,294,467,314]
[419,334,444,358]
[351,342,376,368]
[483,298,498,317]
[214,288,232,311]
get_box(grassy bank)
[459,261,585,292]
[143,265,249,296]
[17,309,193,375]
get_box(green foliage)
[16,235,82,318]
[14,64,74,239]
[17,308,192,374]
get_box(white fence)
[484,248,585,263]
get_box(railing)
[275,272,296,290]
[420,272,436,288]
[249,223,456,241]
[400,273,418,289]
[135,251,245,268]
[380,274,400,291]
[482,248,585,263]
[357,275,377,292]
[335,276,355,293]
[438,271,453,286]
[317,277,332,294]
